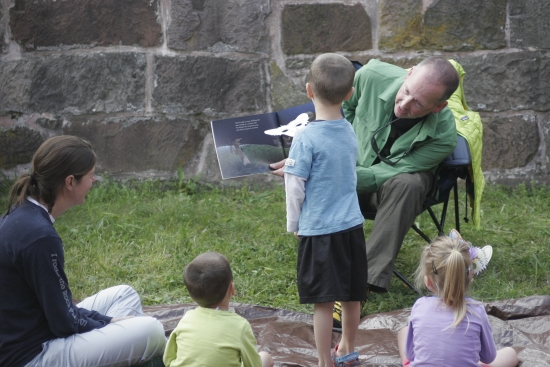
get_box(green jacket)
[447,60,484,229]
[343,59,457,193]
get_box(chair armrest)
[441,135,471,167]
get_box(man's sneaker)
[332,300,343,330]
[332,299,367,331]
[331,344,362,366]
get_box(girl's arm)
[478,312,497,364]
[404,321,416,362]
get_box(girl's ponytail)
[416,237,472,328]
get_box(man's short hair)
[184,252,233,308]
[416,57,460,102]
[307,53,355,105]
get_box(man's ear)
[431,100,448,114]
[306,83,314,99]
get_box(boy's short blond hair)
[307,53,355,105]
[184,252,233,308]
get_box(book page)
[211,113,285,179]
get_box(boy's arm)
[240,322,263,367]
[162,330,179,367]
[285,172,306,233]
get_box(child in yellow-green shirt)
[163,252,273,367]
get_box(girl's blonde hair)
[415,236,472,328]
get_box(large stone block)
[509,0,550,50]
[167,0,269,53]
[281,3,372,55]
[285,56,315,71]
[183,132,223,181]
[455,53,550,113]
[422,0,507,51]
[269,62,309,112]
[153,55,266,114]
[542,113,550,172]
[378,0,423,52]
[63,115,207,173]
[10,0,161,50]
[0,6,5,53]
[0,53,147,115]
[481,113,539,170]
[0,116,45,169]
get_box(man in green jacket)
[342,57,458,291]
[271,56,458,292]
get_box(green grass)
[1,178,549,316]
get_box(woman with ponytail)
[396,236,518,367]
[0,136,165,367]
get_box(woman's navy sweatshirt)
[0,200,111,367]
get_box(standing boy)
[284,53,367,367]
[163,252,273,367]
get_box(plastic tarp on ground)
[144,296,550,367]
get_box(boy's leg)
[259,351,274,367]
[314,302,335,367]
[480,347,518,367]
[337,301,360,357]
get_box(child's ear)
[424,275,436,293]
[306,83,314,99]
[343,87,355,101]
[229,281,235,296]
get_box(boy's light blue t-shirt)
[284,119,364,236]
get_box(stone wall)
[1,0,549,185]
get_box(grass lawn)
[1,177,549,316]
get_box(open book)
[211,102,315,179]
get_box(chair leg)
[393,269,420,294]
[411,223,431,243]
[453,182,460,233]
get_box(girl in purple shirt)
[397,236,518,367]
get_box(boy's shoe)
[332,299,368,331]
[331,344,361,367]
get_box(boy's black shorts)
[296,224,368,304]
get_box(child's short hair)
[416,236,472,327]
[307,53,355,105]
[184,252,233,308]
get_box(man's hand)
[294,232,300,239]
[269,159,286,177]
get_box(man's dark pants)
[358,171,433,290]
